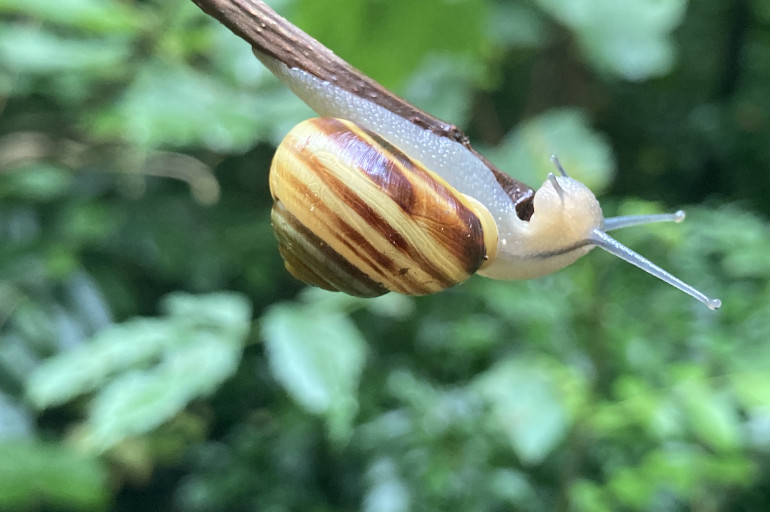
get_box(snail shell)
[270,117,497,296]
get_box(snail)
[212,0,721,309]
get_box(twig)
[189,0,533,207]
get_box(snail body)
[258,53,589,280]
[269,115,607,295]
[249,9,721,309]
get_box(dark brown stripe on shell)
[271,201,387,297]
[360,124,489,276]
[276,170,397,280]
[311,118,489,277]
[303,156,458,291]
[313,118,417,218]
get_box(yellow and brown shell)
[269,118,498,297]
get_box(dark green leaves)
[291,0,489,89]
[261,292,411,440]
[262,303,366,440]
[533,0,687,80]
[92,61,272,151]
[0,441,109,511]
[27,292,251,453]
[1,0,767,510]
[0,25,131,74]
[474,357,582,464]
[489,107,615,192]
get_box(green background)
[0,0,768,510]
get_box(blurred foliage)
[0,0,768,511]
[27,292,250,453]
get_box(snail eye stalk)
[548,156,720,310]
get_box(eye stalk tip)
[549,155,569,177]
[546,172,565,200]
[706,297,722,310]
[674,210,686,223]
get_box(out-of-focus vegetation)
[0,0,768,510]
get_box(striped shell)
[269,118,499,297]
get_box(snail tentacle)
[479,160,721,309]
[589,229,721,310]
[604,210,685,231]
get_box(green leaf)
[161,291,252,339]
[488,469,537,505]
[489,2,549,48]
[91,60,280,150]
[674,370,742,452]
[0,392,32,437]
[0,0,142,33]
[83,370,183,451]
[291,0,488,90]
[730,371,770,410]
[83,330,242,452]
[26,292,251,452]
[489,108,614,193]
[0,164,74,201]
[261,299,367,441]
[363,458,411,512]
[0,440,108,510]
[534,0,687,80]
[473,357,579,464]
[26,320,179,407]
[403,54,484,128]
[0,25,130,74]
[570,480,612,512]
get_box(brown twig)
[189,0,534,210]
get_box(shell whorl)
[269,118,499,296]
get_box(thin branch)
[189,0,534,208]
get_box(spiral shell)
[269,118,499,297]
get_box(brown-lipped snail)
[246,2,721,310]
